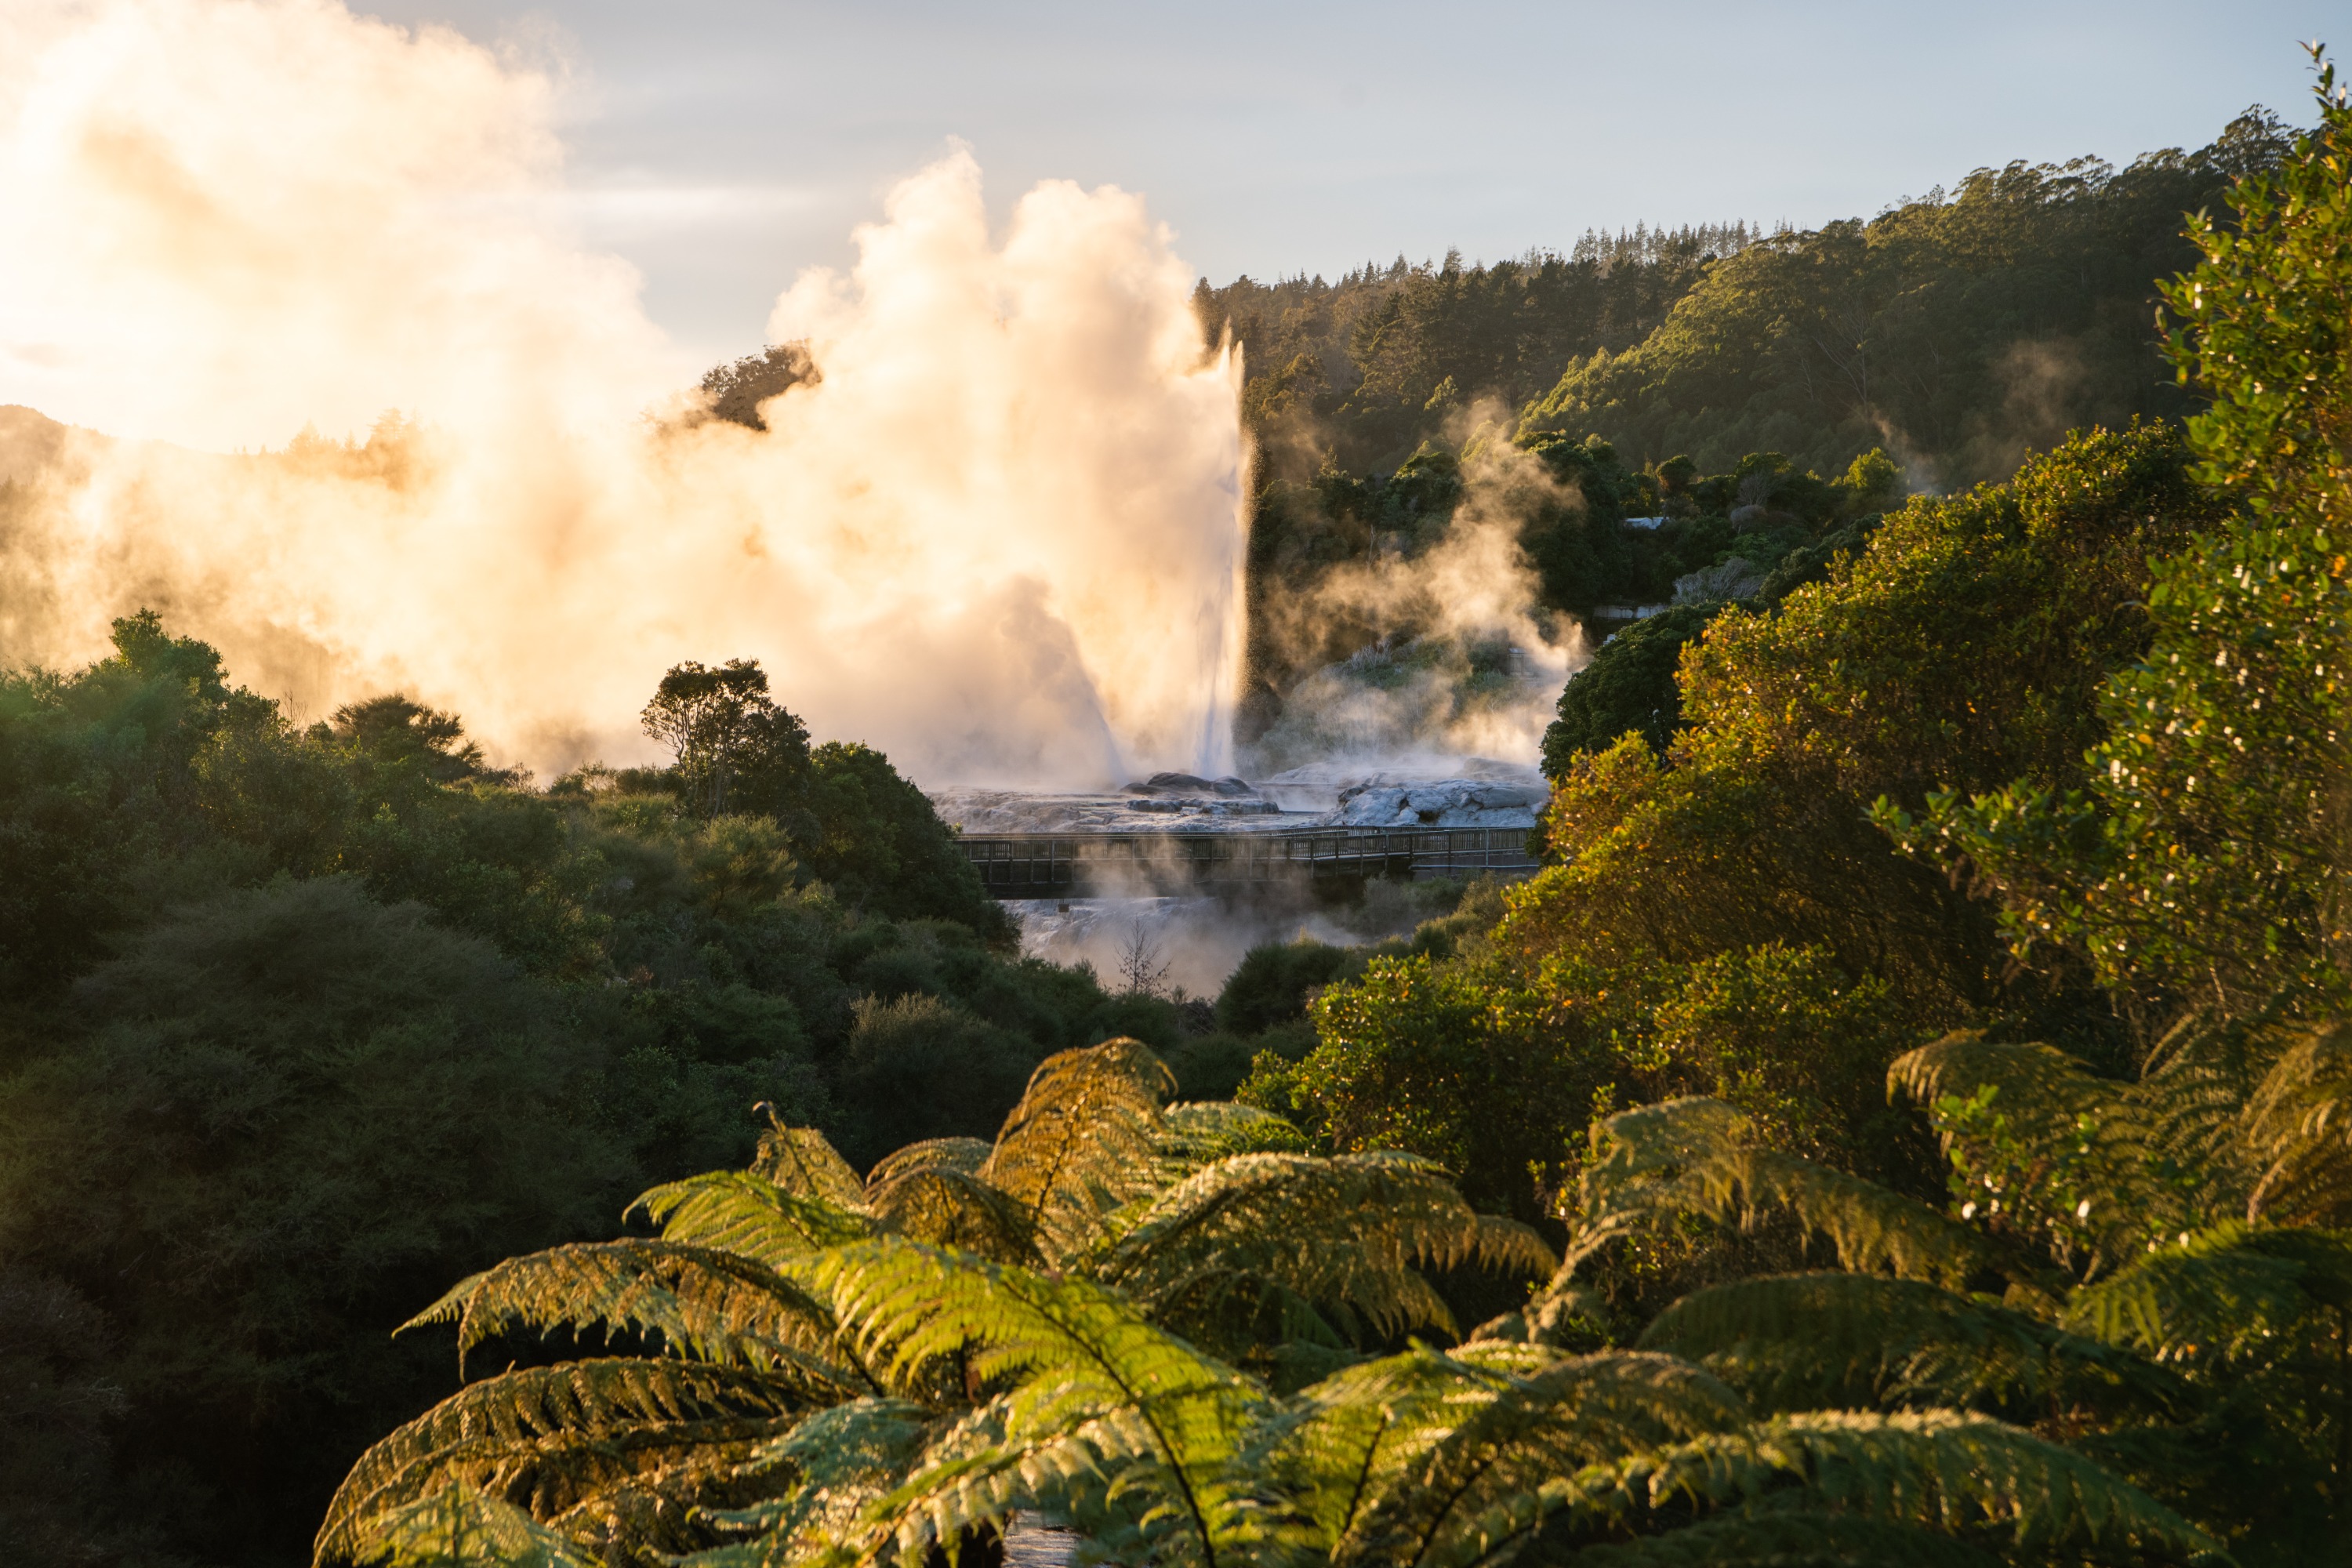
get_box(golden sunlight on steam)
[0,0,1247,787]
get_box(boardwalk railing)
[956,826,1540,899]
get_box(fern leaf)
[1099,1152,1555,1350]
[1156,1102,1311,1174]
[982,1038,1174,1265]
[2246,1024,2352,1225]
[863,1137,993,1194]
[865,1162,1040,1265]
[1566,1099,1987,1289]
[1323,1351,1748,1568]
[634,1171,877,1267]
[808,1236,1269,1568]
[1639,1272,2184,1420]
[673,1398,936,1568]
[1502,1410,2217,1568]
[395,1240,865,1392]
[2065,1220,2352,1363]
[1891,1032,2256,1265]
[1889,1034,2112,1149]
[314,1360,808,1566]
[751,1119,869,1209]
[345,1481,597,1568]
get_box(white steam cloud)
[1245,431,1586,772]
[0,0,1245,787]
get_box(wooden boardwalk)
[957,825,1540,899]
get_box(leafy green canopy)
[0,621,1145,1563]
[1520,113,2287,489]
[1895,53,2352,1030]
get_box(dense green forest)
[2,49,2349,1568]
[1213,107,2292,732]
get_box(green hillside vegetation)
[1215,107,2287,739]
[0,629,1213,1563]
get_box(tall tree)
[640,659,812,818]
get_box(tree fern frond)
[315,1361,808,1566]
[808,1236,1269,1568]
[1326,1352,1748,1568]
[1529,1505,2005,1568]
[1638,1272,2184,1420]
[982,1038,1174,1265]
[750,1118,869,1209]
[865,1164,1041,1265]
[633,1172,878,1267]
[672,1398,936,1568]
[1156,1102,1312,1174]
[1250,1347,1512,1551]
[1514,1410,2217,1568]
[1566,1100,1987,1289]
[1099,1152,1555,1350]
[1889,1034,2112,1149]
[864,1138,993,1194]
[394,1240,862,1391]
[345,1481,597,1568]
[2246,1024,2352,1225]
[2064,1221,2352,1363]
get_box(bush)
[1214,938,1364,1034]
[831,993,1044,1169]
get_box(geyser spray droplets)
[0,0,1245,787]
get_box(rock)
[1124,772,1257,797]
[1326,778,1547,829]
[1672,557,1767,605]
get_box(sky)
[59,0,2352,371]
[336,0,2333,368]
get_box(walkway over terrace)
[956,826,1541,900]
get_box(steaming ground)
[941,756,1548,996]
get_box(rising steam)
[0,0,1245,786]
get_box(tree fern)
[804,1236,1271,1568]
[1254,1343,1575,1550]
[635,1171,878,1267]
[1099,1151,1553,1352]
[1156,1102,1312,1174]
[863,1143,1040,1264]
[1503,1410,2218,1566]
[982,1039,1176,1264]
[314,1360,809,1566]
[1566,1098,1987,1288]
[677,1399,937,1568]
[345,1482,597,1568]
[863,1137,994,1191]
[1316,1350,1750,1568]
[1890,1032,2253,1266]
[2245,1024,2352,1225]
[1639,1272,2185,1421]
[750,1117,869,1209]
[400,1240,866,1392]
[2066,1221,2352,1365]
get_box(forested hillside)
[1196,223,1760,476]
[1207,109,2292,742]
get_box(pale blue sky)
[367,0,2332,365]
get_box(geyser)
[0,0,1245,788]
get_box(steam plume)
[0,0,1245,786]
